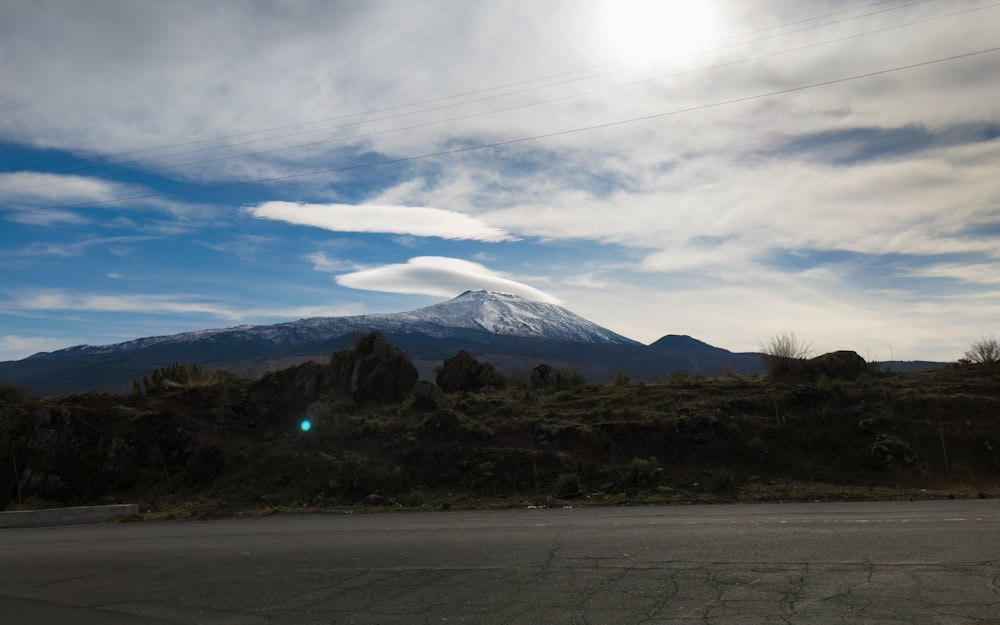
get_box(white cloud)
[639,239,755,277]
[5,291,243,320]
[0,172,124,206]
[904,262,1000,285]
[466,139,1000,264]
[249,201,516,242]
[562,273,612,290]
[2,1,996,164]
[3,209,90,226]
[0,171,221,222]
[2,2,998,362]
[556,268,996,363]
[335,256,560,303]
[201,234,281,260]
[0,236,158,261]
[0,335,77,362]
[306,251,360,273]
[1,289,371,326]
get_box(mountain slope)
[31,290,637,361]
[0,291,759,395]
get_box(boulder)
[808,351,870,380]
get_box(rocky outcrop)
[245,360,337,426]
[808,351,870,380]
[435,350,505,392]
[769,350,871,381]
[331,332,418,404]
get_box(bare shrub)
[760,332,812,377]
[962,335,1000,364]
[610,371,631,387]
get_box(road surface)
[1,500,998,624]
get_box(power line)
[2,45,996,218]
[7,0,991,196]
[0,0,937,185]
[2,0,978,195]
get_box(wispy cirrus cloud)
[0,171,223,222]
[2,1,999,364]
[335,256,560,303]
[1,289,369,325]
[0,172,125,204]
[0,235,158,262]
[306,251,362,273]
[200,234,282,260]
[3,209,90,226]
[248,201,517,242]
[763,122,1000,166]
[903,262,1000,285]
[474,139,1000,260]
[3,290,244,320]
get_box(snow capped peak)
[457,289,515,297]
[401,290,636,344]
[454,289,536,303]
[33,291,636,359]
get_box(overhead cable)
[2,44,996,217]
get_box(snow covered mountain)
[42,290,637,358]
[0,290,765,395]
[374,290,637,343]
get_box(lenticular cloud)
[335,256,559,303]
[248,201,515,243]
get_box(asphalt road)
[1,500,997,624]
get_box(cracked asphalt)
[1,500,998,624]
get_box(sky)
[1,0,998,364]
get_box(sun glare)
[598,0,717,63]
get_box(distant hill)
[649,334,722,351]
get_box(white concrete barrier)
[0,504,139,528]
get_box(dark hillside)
[649,334,727,351]
[1,340,996,517]
[0,331,766,396]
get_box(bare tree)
[963,335,1000,364]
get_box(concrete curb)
[0,504,138,529]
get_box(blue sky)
[1,0,998,363]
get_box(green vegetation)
[624,456,664,491]
[135,362,232,394]
[1,337,998,518]
[435,350,507,392]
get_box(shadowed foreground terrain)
[2,335,998,517]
